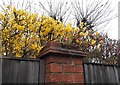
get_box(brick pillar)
[39,42,87,85]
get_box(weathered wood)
[84,64,89,83]
[0,57,2,85]
[94,64,101,83]
[39,60,45,84]
[2,59,12,83]
[84,63,120,84]
[8,60,20,83]
[2,57,45,84]
[18,61,29,83]
[114,66,119,83]
[27,61,39,83]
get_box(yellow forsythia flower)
[7,5,12,9]
[76,39,79,43]
[0,14,4,20]
[30,44,37,50]
[80,22,84,27]
[91,40,96,45]
[96,32,99,36]
[80,32,85,36]
[65,23,72,32]
[83,27,87,31]
[16,53,21,57]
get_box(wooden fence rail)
[1,57,45,84]
[84,63,120,84]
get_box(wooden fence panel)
[17,61,29,83]
[8,60,20,83]
[39,60,45,84]
[0,57,2,85]
[84,63,120,84]
[2,57,45,84]
[2,59,12,83]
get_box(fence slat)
[84,64,89,83]
[114,67,119,83]
[2,59,12,83]
[2,58,45,84]
[117,67,120,83]
[8,60,20,83]
[27,61,39,83]
[0,58,2,85]
[39,60,45,84]
[84,63,120,84]
[18,61,29,83]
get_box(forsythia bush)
[0,5,119,60]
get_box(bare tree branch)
[72,0,116,30]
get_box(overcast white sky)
[0,0,120,40]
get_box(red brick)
[74,73,84,83]
[62,74,73,82]
[45,74,63,83]
[63,64,83,73]
[62,73,84,83]
[46,63,62,73]
[45,55,72,64]
[72,57,83,65]
[45,73,84,83]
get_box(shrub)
[0,5,119,65]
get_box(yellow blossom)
[16,53,21,57]
[65,23,72,32]
[80,32,85,36]
[91,40,96,45]
[83,27,87,31]
[0,14,4,20]
[30,44,38,50]
[80,22,84,27]
[96,32,99,36]
[7,5,12,9]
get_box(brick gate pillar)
[39,42,87,85]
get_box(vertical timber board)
[89,64,94,84]
[84,63,120,84]
[102,65,108,83]
[2,59,12,83]
[108,66,116,83]
[84,64,89,83]
[39,60,45,84]
[2,58,43,84]
[96,65,101,83]
[87,64,91,83]
[27,61,34,83]
[0,57,2,85]
[98,65,104,83]
[88,64,92,83]
[117,66,120,83]
[17,61,29,83]
[93,64,99,83]
[110,66,116,83]
[33,61,39,83]
[114,66,119,83]
[27,61,39,83]
[106,66,111,83]
[8,60,20,83]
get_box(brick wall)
[39,42,87,84]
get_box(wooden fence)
[2,57,120,84]
[84,63,120,84]
[1,57,45,84]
